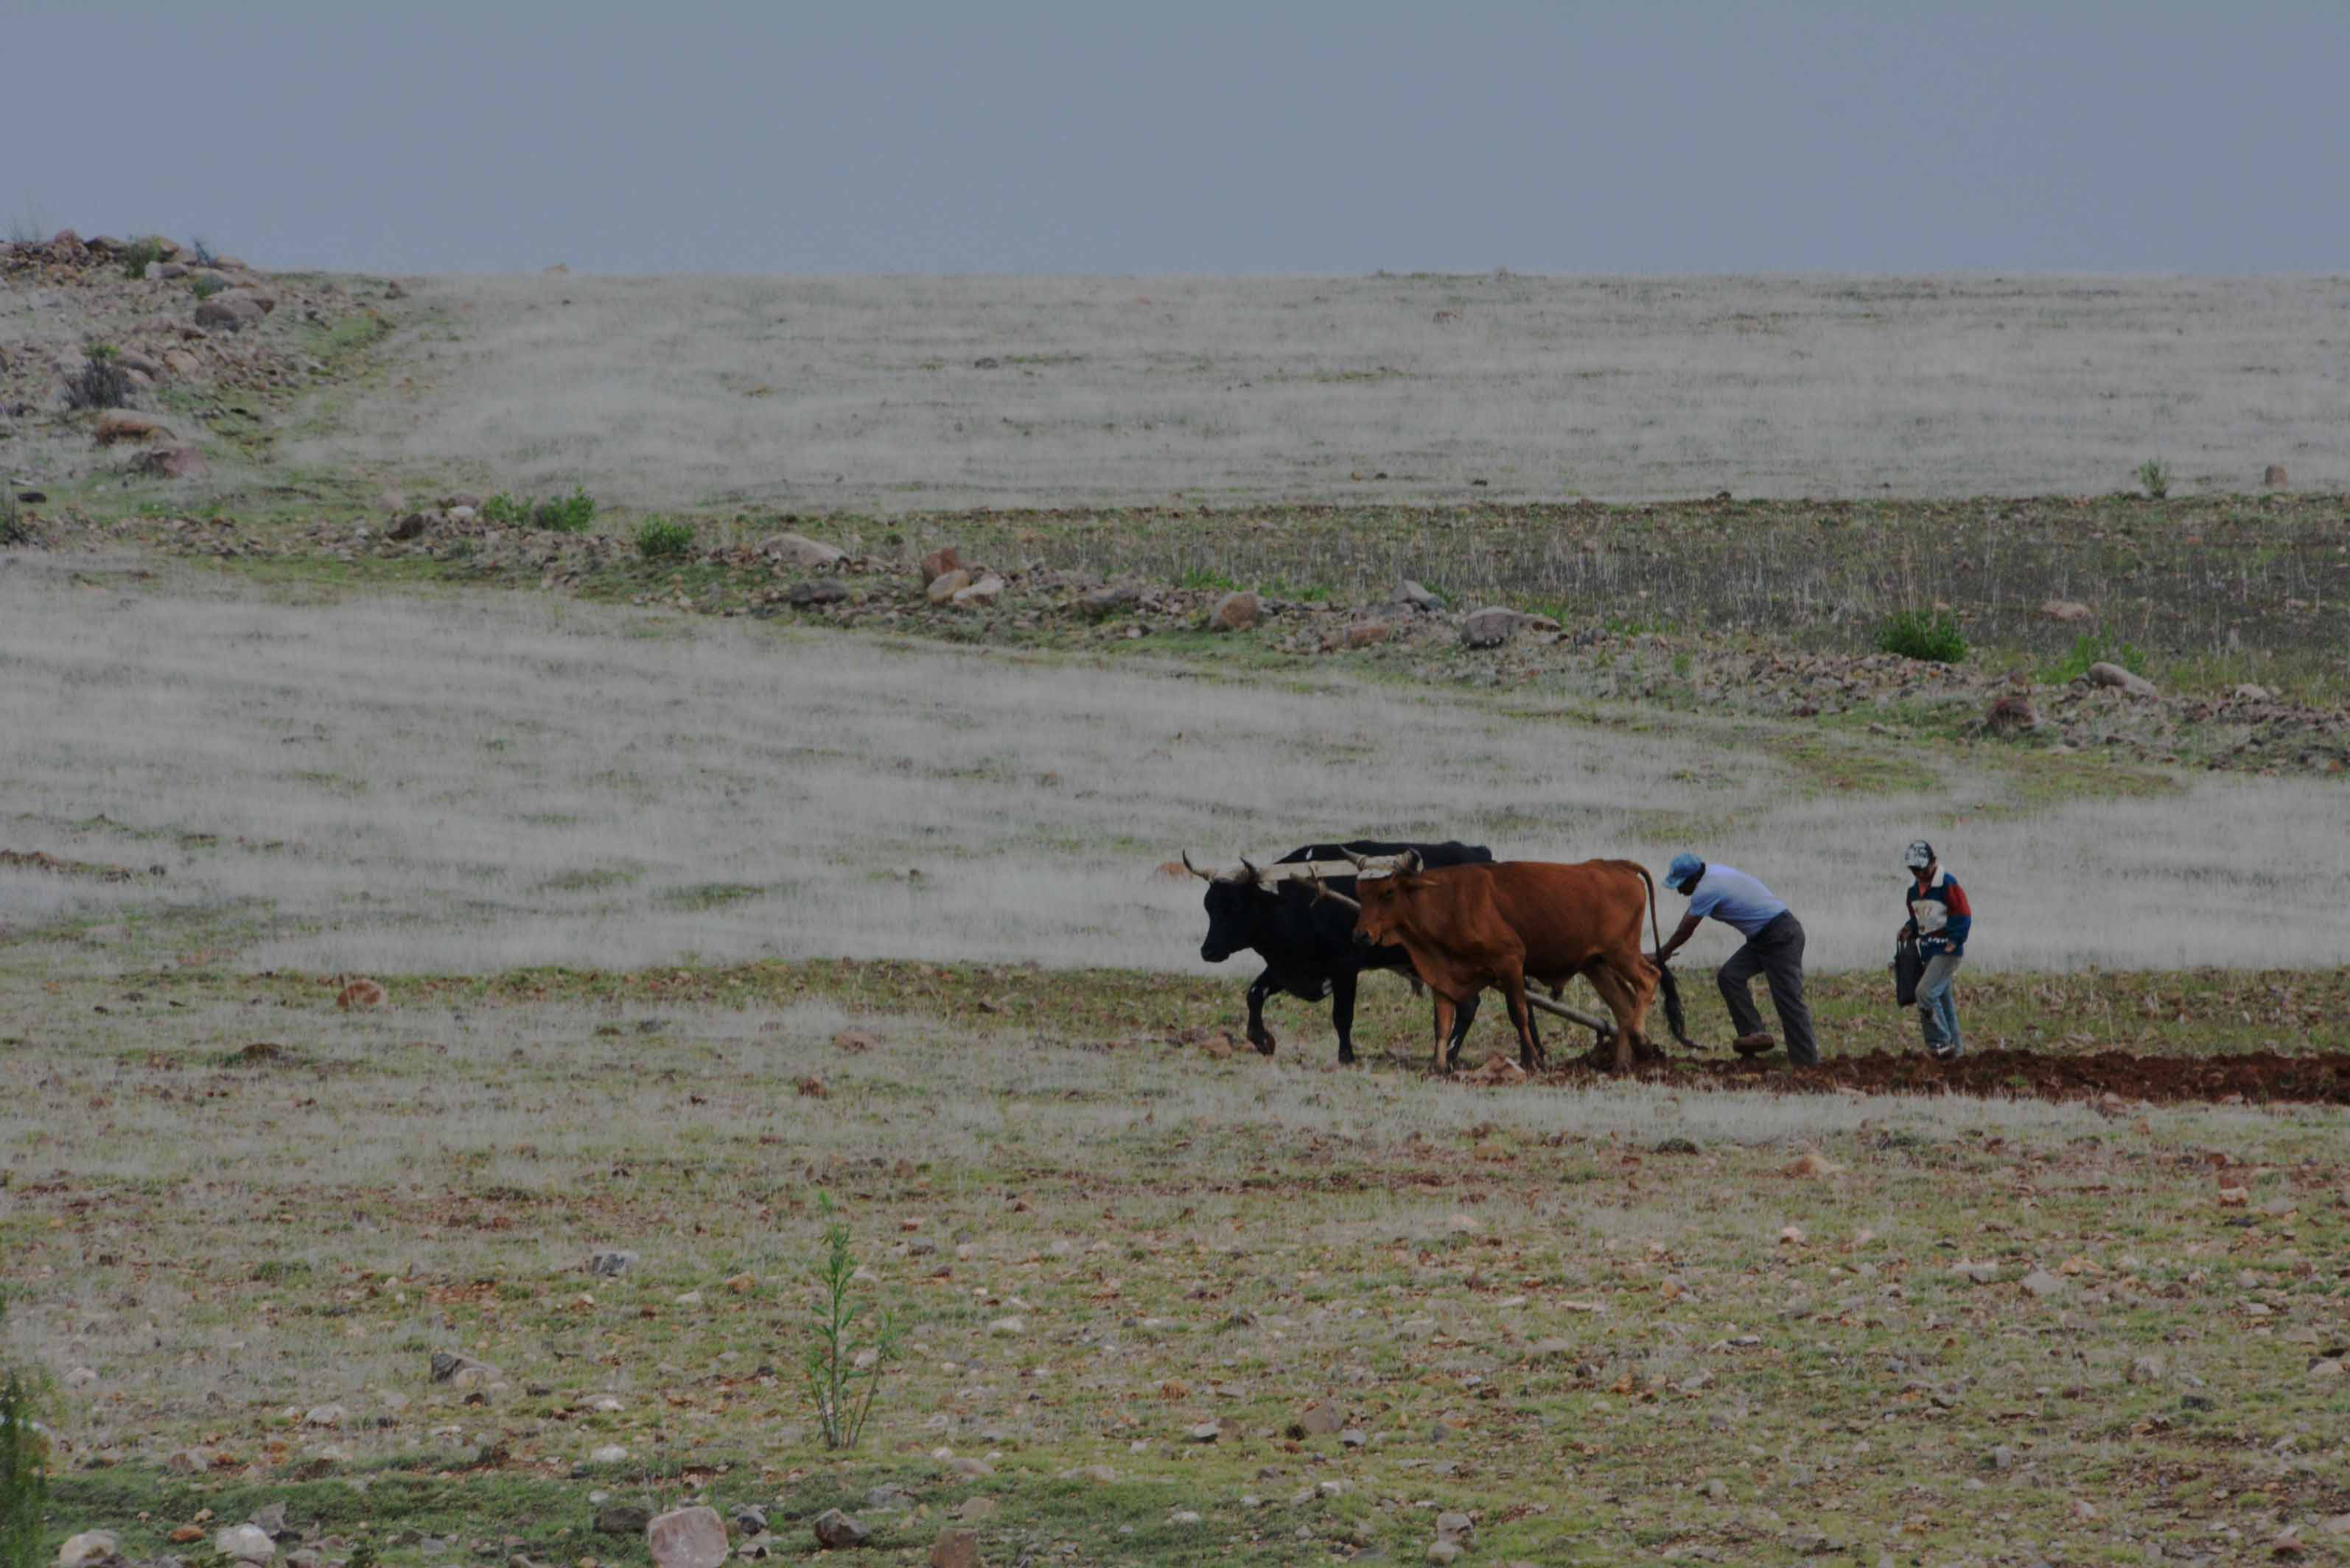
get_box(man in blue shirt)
[1654,853,1818,1066]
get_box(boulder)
[926,569,972,603]
[2232,683,2273,702]
[1209,591,1260,631]
[162,349,202,378]
[386,511,436,542]
[56,1533,120,1568]
[195,293,266,332]
[646,1506,730,1568]
[225,287,278,315]
[1461,606,1559,649]
[588,1250,638,1276]
[1344,620,1390,649]
[113,349,163,377]
[1078,585,1139,619]
[595,1505,653,1536]
[1295,1399,1346,1436]
[785,580,849,607]
[1394,578,1444,613]
[919,546,962,585]
[764,531,847,570]
[2085,662,2158,699]
[811,1510,869,1550]
[2040,600,2095,624]
[215,1525,277,1562]
[1983,694,2040,735]
[94,411,164,445]
[430,1350,501,1385]
[950,573,1004,608]
[929,1530,982,1568]
[154,261,190,281]
[2264,464,2288,489]
[304,1402,346,1427]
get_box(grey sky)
[14,1,2346,275]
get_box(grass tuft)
[2137,457,2171,498]
[1874,607,1968,664]
[634,516,695,560]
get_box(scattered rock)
[1210,591,1261,631]
[1188,1421,1221,1443]
[2040,600,2096,623]
[386,511,434,542]
[785,580,849,606]
[811,1510,869,1550]
[2233,683,2274,702]
[951,573,1005,608]
[2128,1354,2165,1385]
[430,1351,501,1385]
[2019,1269,2066,1299]
[1295,1399,1346,1436]
[588,1250,638,1277]
[926,569,973,604]
[2264,464,2288,489]
[1343,620,1389,649]
[195,293,267,332]
[918,546,962,585]
[590,1444,629,1464]
[304,1403,345,1427]
[335,977,386,1010]
[729,1507,768,1537]
[1435,1512,1475,1545]
[646,1505,730,1568]
[929,1529,982,1568]
[1781,1149,1846,1179]
[1426,1544,1462,1566]
[950,1456,996,1479]
[1079,585,1139,618]
[166,1446,223,1472]
[57,1533,120,1568]
[2085,662,2158,699]
[94,410,164,444]
[988,1316,1026,1336]
[1394,578,1444,612]
[248,1504,290,1541]
[864,1485,915,1512]
[833,1029,878,1052]
[215,1525,276,1562]
[1460,606,1558,648]
[595,1505,652,1536]
[1984,694,2040,735]
[763,531,847,570]
[2217,1186,2251,1208]
[954,1498,999,1522]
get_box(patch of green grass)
[1766,733,1942,795]
[1875,607,1968,664]
[2042,628,2149,685]
[657,882,763,911]
[2137,457,2171,498]
[119,237,164,279]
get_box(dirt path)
[1525,1046,2350,1106]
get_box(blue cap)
[1666,853,1704,891]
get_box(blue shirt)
[1687,865,1789,937]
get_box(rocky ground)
[0,229,387,488]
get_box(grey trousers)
[1917,952,1965,1051]
[1719,911,1818,1065]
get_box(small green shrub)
[1,1292,47,1568]
[2043,630,2149,685]
[534,486,597,533]
[119,237,164,279]
[479,493,525,525]
[1875,607,1968,664]
[191,273,227,300]
[635,517,696,560]
[2136,458,2171,499]
[800,1196,898,1450]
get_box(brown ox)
[1340,856,1686,1074]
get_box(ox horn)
[1399,848,1423,874]
[1181,851,1217,881]
[1341,848,1369,870]
[1237,856,1260,883]
[1304,868,1360,911]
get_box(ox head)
[1186,851,1276,963]
[1339,847,1422,948]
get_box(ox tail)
[1629,861,1696,1049]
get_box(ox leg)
[1431,993,1460,1074]
[1441,990,1482,1071]
[1501,970,1544,1071]
[1245,969,1278,1055]
[1585,966,1642,1075]
[1329,969,1359,1065]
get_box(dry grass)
[4,560,2346,979]
[294,273,2350,510]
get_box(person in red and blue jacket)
[1899,841,1972,1060]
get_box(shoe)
[1732,1034,1777,1057]
[1930,1041,1961,1062]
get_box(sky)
[12,1,2347,276]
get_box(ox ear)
[1400,848,1423,874]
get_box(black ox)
[1189,839,1494,1064]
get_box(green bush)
[534,486,597,533]
[479,493,525,525]
[2136,458,2170,499]
[2043,629,2148,685]
[1,1292,46,1568]
[119,237,164,279]
[1875,608,1968,664]
[191,273,228,300]
[635,517,696,560]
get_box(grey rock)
[811,1509,869,1550]
[249,1503,290,1539]
[56,1533,120,1568]
[588,1250,638,1277]
[214,1525,276,1563]
[2019,1268,2066,1299]
[1460,606,1559,649]
[1079,585,1139,618]
[646,1506,730,1568]
[195,293,266,332]
[1394,578,1443,612]
[2085,662,2158,699]
[863,1485,916,1512]
[785,580,848,606]
[1210,591,1261,631]
[763,531,847,570]
[729,1508,767,1536]
[595,1505,652,1535]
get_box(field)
[5,255,2350,1567]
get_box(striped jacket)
[1903,869,1972,958]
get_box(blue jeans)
[1917,953,1964,1053]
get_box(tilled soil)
[1533,1045,2350,1105]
